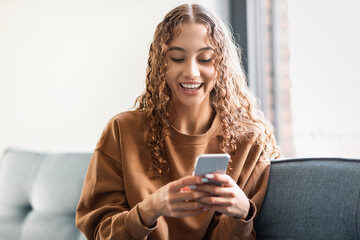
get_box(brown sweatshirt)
[76,111,270,240]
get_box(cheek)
[205,66,217,82]
[165,70,171,85]
[165,65,176,82]
[165,71,176,90]
[212,70,218,81]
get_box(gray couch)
[0,148,90,240]
[254,158,360,240]
[0,148,359,240]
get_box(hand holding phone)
[192,153,230,185]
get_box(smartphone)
[192,153,230,185]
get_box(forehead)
[168,23,213,49]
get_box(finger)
[201,205,247,219]
[202,205,232,216]
[172,200,205,211]
[196,196,233,207]
[170,176,204,192]
[204,173,235,187]
[194,185,236,198]
[170,208,205,218]
[170,190,210,203]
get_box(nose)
[183,59,200,79]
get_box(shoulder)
[108,110,147,131]
[99,110,147,144]
[112,110,147,122]
[237,117,265,144]
[236,117,280,160]
[96,110,147,151]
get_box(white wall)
[0,0,229,155]
[288,0,360,157]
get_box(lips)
[180,83,203,91]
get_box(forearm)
[137,196,160,228]
[95,204,156,240]
[77,203,156,240]
[209,217,254,240]
[208,200,257,240]
[75,151,157,240]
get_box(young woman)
[76,4,280,240]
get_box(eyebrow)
[168,46,215,52]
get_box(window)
[288,0,360,158]
[231,0,295,157]
[231,0,360,158]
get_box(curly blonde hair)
[134,4,281,176]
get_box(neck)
[171,103,215,135]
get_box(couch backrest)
[0,148,91,240]
[255,158,360,240]
[1,150,359,240]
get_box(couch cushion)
[255,158,360,240]
[0,148,91,240]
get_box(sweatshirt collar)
[168,113,222,145]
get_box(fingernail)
[205,173,214,179]
[180,186,189,192]
[189,185,197,189]
[201,177,209,183]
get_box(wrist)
[243,199,251,219]
[138,198,159,227]
[234,199,255,221]
[233,199,250,220]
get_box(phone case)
[192,153,230,184]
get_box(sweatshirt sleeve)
[207,142,271,240]
[75,117,157,240]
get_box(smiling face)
[166,23,217,110]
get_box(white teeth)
[180,83,202,90]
